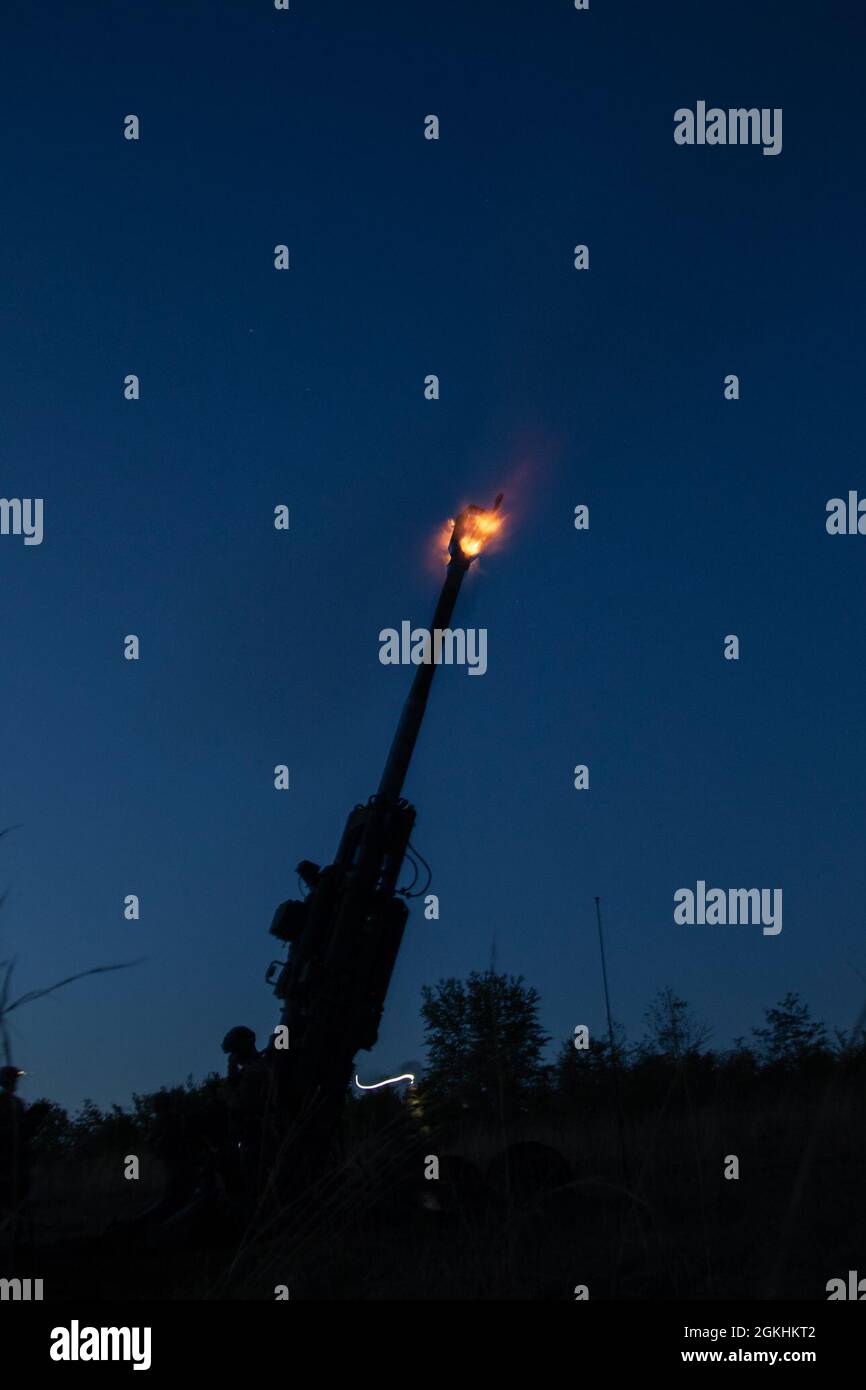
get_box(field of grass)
[10,1076,863,1300]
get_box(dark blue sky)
[2,1,864,1112]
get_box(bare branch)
[1,959,144,1018]
[0,959,13,1014]
[0,960,14,1066]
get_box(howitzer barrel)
[377,492,502,800]
[377,551,471,802]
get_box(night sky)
[2,1,864,1114]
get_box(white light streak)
[354,1072,415,1091]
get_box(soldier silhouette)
[220,1026,274,1198]
[0,1065,30,1215]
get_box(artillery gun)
[264,496,504,1171]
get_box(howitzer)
[264,496,503,1162]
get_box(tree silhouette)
[420,970,549,1121]
[752,992,829,1067]
[640,987,711,1060]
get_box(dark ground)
[7,1079,864,1300]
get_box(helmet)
[221,1026,257,1056]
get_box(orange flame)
[455,507,503,558]
[437,504,505,564]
